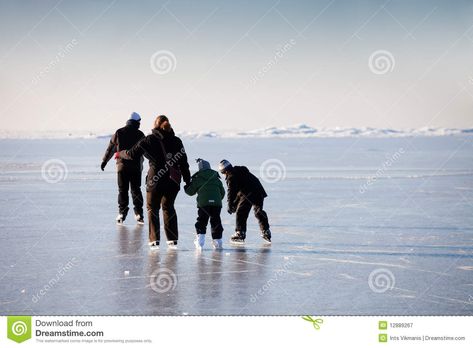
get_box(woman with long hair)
[117,115,191,250]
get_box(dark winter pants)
[147,185,180,243]
[117,167,143,216]
[195,206,224,239]
[235,195,269,233]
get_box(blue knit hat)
[196,158,211,171]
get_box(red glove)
[114,151,120,160]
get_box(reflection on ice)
[0,137,472,315]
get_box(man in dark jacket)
[117,115,191,250]
[218,159,271,244]
[101,112,145,225]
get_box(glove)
[100,161,106,171]
[227,206,235,215]
[114,151,120,160]
[184,184,190,191]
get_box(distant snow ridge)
[1,124,473,139]
[226,124,473,138]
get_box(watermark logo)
[250,258,294,303]
[359,148,404,194]
[7,316,31,343]
[247,38,297,87]
[41,158,68,184]
[259,158,287,184]
[150,50,177,75]
[150,268,177,293]
[368,268,396,293]
[368,50,395,75]
[31,38,79,86]
[32,257,78,303]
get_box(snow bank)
[1,124,472,139]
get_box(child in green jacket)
[185,158,225,250]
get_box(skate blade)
[230,240,245,245]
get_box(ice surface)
[0,136,472,315]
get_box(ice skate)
[230,231,246,244]
[116,213,125,225]
[212,239,223,250]
[149,241,159,251]
[135,214,144,225]
[261,229,272,243]
[194,234,206,250]
[167,241,178,250]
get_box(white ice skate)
[116,214,125,225]
[135,214,144,225]
[167,241,178,250]
[149,241,159,251]
[194,234,206,250]
[212,239,223,250]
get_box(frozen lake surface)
[0,136,473,315]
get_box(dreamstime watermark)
[41,158,68,184]
[150,50,177,75]
[31,38,78,85]
[11,321,28,335]
[150,268,177,293]
[359,148,404,194]
[31,257,78,303]
[247,38,297,87]
[259,158,287,184]
[468,77,473,85]
[250,258,295,303]
[368,49,395,75]
[368,268,396,293]
[7,317,32,343]
[147,148,187,187]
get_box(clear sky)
[0,0,472,134]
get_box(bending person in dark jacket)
[218,159,271,244]
[101,112,145,225]
[117,115,191,250]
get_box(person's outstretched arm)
[101,133,117,170]
[176,138,191,185]
[219,179,225,200]
[118,136,147,160]
[184,175,199,196]
[226,175,237,213]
